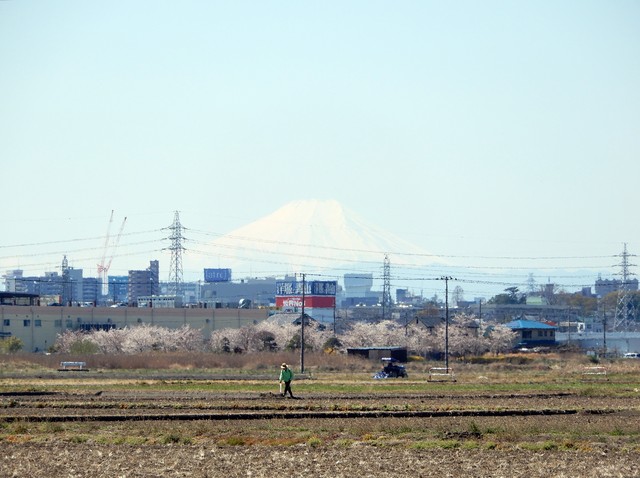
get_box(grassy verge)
[1,414,638,452]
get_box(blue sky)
[1,1,639,299]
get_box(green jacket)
[279,367,293,382]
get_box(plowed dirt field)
[1,375,639,478]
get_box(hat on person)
[281,363,288,369]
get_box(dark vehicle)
[373,357,408,379]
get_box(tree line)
[49,314,517,359]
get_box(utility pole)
[333,295,336,335]
[602,301,607,357]
[440,276,453,372]
[300,273,306,374]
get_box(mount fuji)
[187,199,442,279]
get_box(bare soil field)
[2,442,639,478]
[1,356,639,477]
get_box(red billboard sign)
[275,296,336,308]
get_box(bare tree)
[452,286,465,306]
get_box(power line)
[186,228,617,262]
[0,228,165,250]
[3,220,633,300]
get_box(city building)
[595,277,639,297]
[62,267,83,305]
[396,288,425,307]
[3,270,26,293]
[128,260,159,306]
[136,295,183,308]
[107,276,129,304]
[0,302,268,352]
[200,276,278,308]
[341,273,379,306]
[82,277,100,305]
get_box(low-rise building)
[0,304,268,352]
[505,318,557,348]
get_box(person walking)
[278,362,295,398]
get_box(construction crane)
[97,211,127,296]
[97,210,115,280]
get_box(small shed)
[505,318,557,348]
[346,346,408,362]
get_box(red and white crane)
[97,210,127,296]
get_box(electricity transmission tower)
[381,254,392,320]
[613,243,637,331]
[166,211,185,297]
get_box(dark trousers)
[282,380,293,397]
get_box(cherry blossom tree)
[210,328,239,353]
[91,328,128,354]
[404,324,440,358]
[253,321,298,352]
[54,330,95,354]
[340,320,406,348]
[485,322,518,354]
[55,325,205,354]
[52,314,517,358]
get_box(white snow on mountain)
[187,199,442,278]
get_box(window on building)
[23,319,31,327]
[2,319,9,326]
[35,320,42,327]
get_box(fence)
[427,367,456,382]
[581,366,607,381]
[58,361,89,371]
